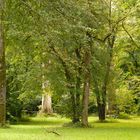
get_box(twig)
[44,128,61,136]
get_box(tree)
[4,0,140,125]
[0,0,6,126]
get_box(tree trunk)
[82,76,90,126]
[75,48,82,123]
[93,81,106,121]
[41,93,53,114]
[0,1,6,126]
[75,96,80,122]
[40,81,53,114]
[97,102,106,121]
[82,51,90,127]
[70,89,77,123]
[75,77,81,123]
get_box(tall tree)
[0,0,6,126]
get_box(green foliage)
[116,85,137,114]
[3,0,140,123]
[118,112,131,119]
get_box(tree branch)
[122,22,140,49]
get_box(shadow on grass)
[63,122,94,128]
[15,117,69,126]
[0,124,11,129]
[94,119,119,123]
[12,117,120,127]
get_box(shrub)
[118,112,131,119]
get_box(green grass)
[0,116,140,140]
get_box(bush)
[118,112,131,119]
[19,117,31,122]
[6,112,19,123]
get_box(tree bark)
[0,0,6,126]
[82,75,90,126]
[74,48,82,123]
[40,81,53,114]
[97,99,106,121]
[82,50,90,127]
[41,93,53,114]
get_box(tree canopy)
[0,0,139,127]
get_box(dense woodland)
[0,0,140,127]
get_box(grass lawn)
[0,116,140,140]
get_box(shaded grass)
[0,116,140,140]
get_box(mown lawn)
[0,116,140,140]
